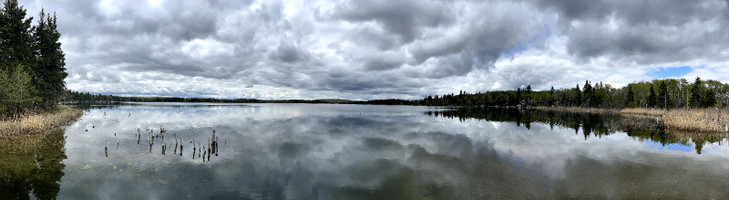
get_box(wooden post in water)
[174,136,178,155]
[105,140,108,157]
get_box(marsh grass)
[533,106,620,114]
[620,108,668,116]
[536,107,729,133]
[0,106,83,136]
[620,108,729,133]
[663,109,729,133]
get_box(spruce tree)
[690,77,702,108]
[33,9,66,108]
[658,81,668,109]
[549,86,555,106]
[648,85,657,108]
[625,85,634,107]
[0,0,34,71]
[575,84,581,106]
[582,80,594,107]
[703,88,716,108]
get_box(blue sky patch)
[648,66,692,79]
[644,140,694,153]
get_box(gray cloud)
[331,0,455,43]
[538,0,729,64]
[270,41,310,63]
[19,0,729,99]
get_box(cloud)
[18,0,729,99]
[330,0,455,43]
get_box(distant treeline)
[418,78,729,109]
[65,77,729,109]
[62,91,261,103]
[0,0,66,118]
[62,90,415,105]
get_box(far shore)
[534,106,729,133]
[29,101,729,134]
[0,106,83,137]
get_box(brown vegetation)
[663,108,729,133]
[620,108,668,116]
[539,107,729,133]
[533,106,620,114]
[0,106,82,136]
[619,108,729,133]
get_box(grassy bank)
[0,106,83,136]
[622,108,729,133]
[535,106,729,133]
[533,106,620,114]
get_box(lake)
[3,103,729,199]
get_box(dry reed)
[620,108,668,116]
[533,106,620,114]
[535,107,729,133]
[619,108,729,133]
[663,108,729,133]
[0,106,83,136]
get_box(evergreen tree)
[703,88,716,108]
[549,86,555,106]
[583,81,591,102]
[574,84,581,106]
[647,85,657,108]
[516,87,522,106]
[690,77,703,108]
[33,9,67,108]
[583,80,595,107]
[625,85,634,107]
[658,81,668,109]
[0,0,67,117]
[0,0,35,71]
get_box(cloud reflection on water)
[56,103,729,199]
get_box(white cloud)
[17,0,729,99]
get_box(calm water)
[3,103,729,199]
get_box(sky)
[19,0,729,100]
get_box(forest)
[418,78,729,109]
[62,90,418,105]
[0,0,66,118]
[64,77,729,109]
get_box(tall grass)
[533,106,620,114]
[620,108,729,133]
[663,109,729,133]
[620,108,667,116]
[537,107,729,133]
[0,106,82,136]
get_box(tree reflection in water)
[0,128,66,199]
[12,104,729,199]
[426,107,726,154]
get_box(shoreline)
[0,106,83,137]
[533,106,729,133]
